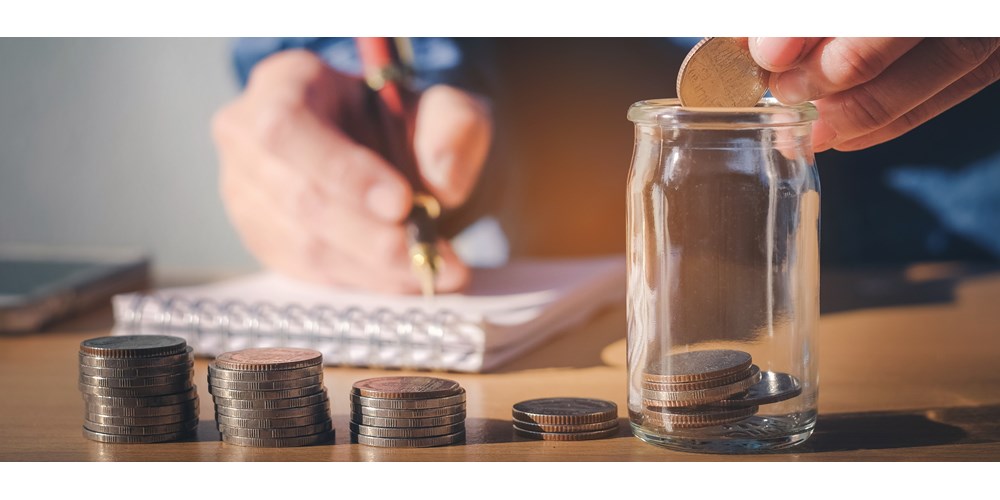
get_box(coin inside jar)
[643,350,753,384]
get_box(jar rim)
[627,97,817,129]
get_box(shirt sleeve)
[231,37,495,97]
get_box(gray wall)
[0,38,255,273]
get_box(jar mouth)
[627,98,817,129]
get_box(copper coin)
[351,402,465,419]
[84,400,199,418]
[218,421,332,439]
[215,400,329,419]
[642,365,758,392]
[512,398,618,425]
[349,421,464,439]
[79,380,193,398]
[352,377,461,400]
[350,412,466,429]
[207,384,325,400]
[512,426,620,441]
[208,374,323,391]
[215,411,331,429]
[79,335,188,359]
[222,430,334,448]
[84,418,199,436]
[512,418,619,433]
[350,389,466,410]
[79,370,193,389]
[642,404,759,428]
[350,430,465,448]
[80,361,194,378]
[676,37,769,108]
[643,349,753,384]
[83,426,195,444]
[711,371,802,408]
[82,386,198,407]
[212,389,329,410]
[208,364,324,381]
[643,365,762,408]
[213,348,322,372]
[79,348,192,368]
[85,410,198,427]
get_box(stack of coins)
[512,398,619,441]
[350,376,466,447]
[209,348,334,447]
[79,335,199,443]
[641,349,802,428]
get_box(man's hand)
[749,38,1000,151]
[212,50,492,293]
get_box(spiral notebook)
[111,256,625,372]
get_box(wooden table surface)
[2,264,998,461]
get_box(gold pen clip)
[408,194,442,299]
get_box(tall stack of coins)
[512,398,619,441]
[79,335,199,443]
[642,349,802,428]
[209,348,334,447]
[350,376,466,447]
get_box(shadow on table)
[821,263,998,314]
[795,403,1000,455]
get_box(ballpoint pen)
[355,37,442,299]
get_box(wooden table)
[2,264,998,461]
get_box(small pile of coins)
[512,398,620,441]
[350,376,466,447]
[79,335,199,443]
[209,347,334,447]
[642,349,802,429]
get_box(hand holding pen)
[212,46,492,294]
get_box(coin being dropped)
[512,398,618,425]
[676,37,769,108]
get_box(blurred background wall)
[0,38,255,273]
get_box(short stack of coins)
[79,335,199,443]
[512,397,620,441]
[641,349,802,429]
[350,376,466,448]
[209,347,334,447]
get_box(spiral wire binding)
[116,296,482,370]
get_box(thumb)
[413,85,492,208]
[749,37,824,72]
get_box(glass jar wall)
[626,98,820,453]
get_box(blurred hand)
[212,50,492,293]
[749,38,1000,151]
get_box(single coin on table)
[512,398,618,425]
[676,37,769,108]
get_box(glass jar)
[626,98,820,453]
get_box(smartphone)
[0,245,150,333]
